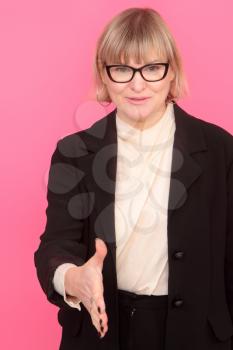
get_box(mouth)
[126,97,151,104]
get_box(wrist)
[64,266,82,297]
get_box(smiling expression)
[100,53,175,130]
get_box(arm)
[53,263,82,310]
[34,137,88,309]
[225,156,233,350]
[225,159,233,321]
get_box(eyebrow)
[116,60,163,65]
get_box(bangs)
[99,16,169,65]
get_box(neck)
[117,103,168,131]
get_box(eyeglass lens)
[109,64,166,82]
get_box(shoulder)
[181,106,233,166]
[55,110,114,159]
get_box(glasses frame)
[104,62,170,83]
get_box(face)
[100,53,175,129]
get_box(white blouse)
[53,101,176,310]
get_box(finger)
[90,305,107,337]
[99,322,108,338]
[88,298,108,338]
[91,314,102,336]
[94,294,106,315]
[99,315,108,336]
[89,299,101,331]
[90,295,107,323]
[92,302,109,331]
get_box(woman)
[34,7,233,350]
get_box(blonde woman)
[34,7,233,350]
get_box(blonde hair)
[92,7,189,105]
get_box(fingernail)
[98,306,101,314]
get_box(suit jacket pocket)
[58,308,83,336]
[207,310,233,341]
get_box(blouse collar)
[116,102,175,147]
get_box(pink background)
[1,1,232,349]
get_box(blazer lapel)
[84,102,207,268]
[167,103,207,215]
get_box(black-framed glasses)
[105,62,169,83]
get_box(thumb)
[92,238,108,267]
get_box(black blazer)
[34,102,233,350]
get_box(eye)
[113,66,131,72]
[144,64,161,72]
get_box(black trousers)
[118,289,168,350]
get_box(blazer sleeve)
[225,157,233,327]
[34,137,88,309]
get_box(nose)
[129,70,146,91]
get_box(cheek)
[107,84,126,98]
[150,80,171,93]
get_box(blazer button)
[130,308,136,317]
[172,299,184,307]
[173,251,184,259]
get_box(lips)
[126,97,151,104]
[128,97,150,100]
